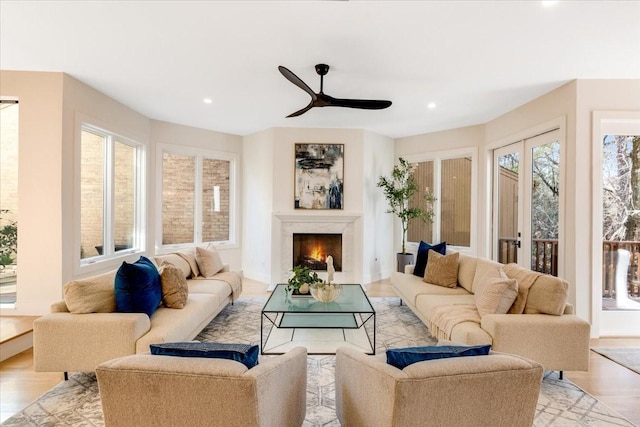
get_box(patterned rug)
[592,347,640,376]
[2,297,635,426]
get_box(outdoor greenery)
[378,157,436,254]
[0,209,17,267]
[603,135,640,241]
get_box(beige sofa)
[34,251,242,375]
[391,252,590,373]
[97,347,308,427]
[336,346,543,427]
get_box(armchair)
[335,346,543,427]
[96,346,307,427]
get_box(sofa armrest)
[336,347,407,427]
[34,312,150,373]
[404,264,415,275]
[481,313,590,371]
[248,346,308,427]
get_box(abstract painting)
[294,143,344,209]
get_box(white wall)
[362,131,395,283]
[0,71,66,314]
[242,128,275,283]
[240,127,394,285]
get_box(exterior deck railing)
[497,238,640,298]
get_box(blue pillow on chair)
[413,241,446,277]
[150,342,260,369]
[386,344,491,369]
[114,256,162,317]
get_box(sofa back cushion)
[503,263,568,315]
[63,269,117,313]
[457,253,477,292]
[524,274,569,315]
[153,254,192,279]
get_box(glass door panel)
[493,129,560,275]
[493,144,521,265]
[528,136,560,276]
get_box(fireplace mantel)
[271,212,362,284]
[273,212,361,223]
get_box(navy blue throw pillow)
[413,241,446,277]
[114,256,162,317]
[386,344,491,369]
[150,342,260,369]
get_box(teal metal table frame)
[261,284,376,355]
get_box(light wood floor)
[1,278,639,424]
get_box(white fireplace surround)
[272,213,362,285]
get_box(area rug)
[592,347,640,375]
[2,297,635,426]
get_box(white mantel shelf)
[273,212,362,223]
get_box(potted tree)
[377,158,436,272]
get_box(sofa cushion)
[153,253,192,279]
[386,344,491,369]
[474,269,518,317]
[150,342,259,369]
[176,248,200,277]
[457,253,478,292]
[423,250,459,288]
[196,245,224,278]
[158,262,189,309]
[524,274,568,316]
[63,269,117,313]
[115,256,162,317]
[413,241,446,278]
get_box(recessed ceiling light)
[541,1,558,7]
[427,102,437,109]
[203,98,213,104]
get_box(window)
[80,125,144,264]
[0,100,18,305]
[407,152,475,248]
[158,145,235,249]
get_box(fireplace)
[292,233,342,272]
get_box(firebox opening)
[292,233,342,272]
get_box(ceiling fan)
[278,64,392,117]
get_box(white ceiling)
[2,1,639,139]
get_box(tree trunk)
[625,136,640,241]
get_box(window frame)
[76,122,146,272]
[156,143,238,252]
[403,147,477,253]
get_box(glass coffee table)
[261,284,376,355]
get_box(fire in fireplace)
[292,233,342,272]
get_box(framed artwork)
[294,143,344,210]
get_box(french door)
[492,130,561,275]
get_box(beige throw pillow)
[195,245,224,278]
[423,250,459,288]
[63,269,117,313]
[158,262,188,309]
[474,269,519,317]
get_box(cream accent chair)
[335,347,543,427]
[96,347,307,427]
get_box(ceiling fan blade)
[286,102,315,118]
[328,97,392,110]
[278,66,317,101]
